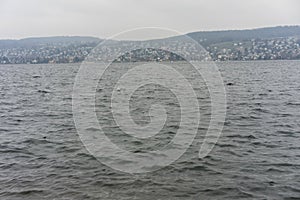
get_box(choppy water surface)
[0,61,300,199]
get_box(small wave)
[286,102,300,106]
[3,189,45,195]
[37,89,51,93]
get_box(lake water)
[0,60,299,199]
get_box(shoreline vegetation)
[1,26,300,64]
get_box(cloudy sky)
[1,0,300,40]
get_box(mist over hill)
[186,26,300,47]
[0,36,101,48]
[1,26,299,47]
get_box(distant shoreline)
[1,26,299,64]
[1,59,300,66]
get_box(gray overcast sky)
[0,0,300,40]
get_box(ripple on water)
[0,61,300,199]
